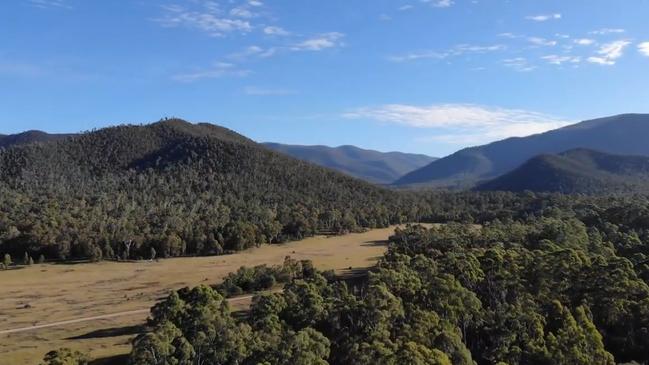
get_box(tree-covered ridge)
[0,130,73,149]
[0,119,438,261]
[127,194,649,365]
[396,113,649,188]
[477,148,649,194]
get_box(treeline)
[4,119,648,264]
[0,120,434,262]
[120,195,649,364]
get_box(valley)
[0,226,412,365]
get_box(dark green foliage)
[130,193,649,364]
[477,148,649,193]
[0,120,433,261]
[215,256,319,297]
[40,348,89,365]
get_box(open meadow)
[0,225,421,365]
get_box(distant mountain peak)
[476,148,649,194]
[395,113,649,188]
[263,143,436,184]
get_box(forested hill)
[476,148,649,193]
[395,113,649,187]
[264,143,436,184]
[0,119,431,261]
[0,130,73,149]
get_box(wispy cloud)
[638,42,649,57]
[0,61,46,78]
[587,40,631,65]
[574,38,596,46]
[227,45,276,60]
[243,86,296,95]
[525,13,561,22]
[589,28,625,35]
[172,62,250,82]
[27,0,71,9]
[527,37,557,47]
[422,0,455,8]
[542,55,581,66]
[291,32,345,51]
[154,2,256,37]
[502,57,536,72]
[389,44,505,62]
[263,26,290,36]
[344,103,570,145]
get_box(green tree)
[40,348,89,365]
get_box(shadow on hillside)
[65,324,145,340]
[90,354,130,365]
[360,239,389,247]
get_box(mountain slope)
[395,114,649,187]
[0,119,428,261]
[476,148,649,193]
[263,143,436,184]
[0,130,73,149]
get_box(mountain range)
[263,143,436,184]
[0,130,71,149]
[395,114,649,188]
[476,148,649,194]
[0,119,431,260]
[0,130,435,185]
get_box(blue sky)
[2,0,648,157]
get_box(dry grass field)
[0,225,421,365]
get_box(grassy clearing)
[0,225,421,365]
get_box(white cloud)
[172,62,250,82]
[525,13,561,22]
[587,40,631,65]
[28,0,71,9]
[527,37,557,47]
[291,32,345,51]
[498,32,519,39]
[502,57,536,72]
[589,28,625,35]
[244,86,295,95]
[638,42,649,57]
[230,6,255,18]
[399,5,414,11]
[574,38,595,46]
[389,44,505,62]
[389,51,447,62]
[344,103,570,145]
[155,2,256,37]
[542,55,581,65]
[227,45,275,60]
[263,26,290,36]
[424,0,455,8]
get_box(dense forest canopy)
[124,193,649,365]
[6,120,649,364]
[0,119,439,261]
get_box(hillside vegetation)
[124,193,649,365]
[0,119,432,261]
[477,148,649,193]
[396,114,649,187]
[0,130,72,149]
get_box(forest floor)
[0,225,424,365]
